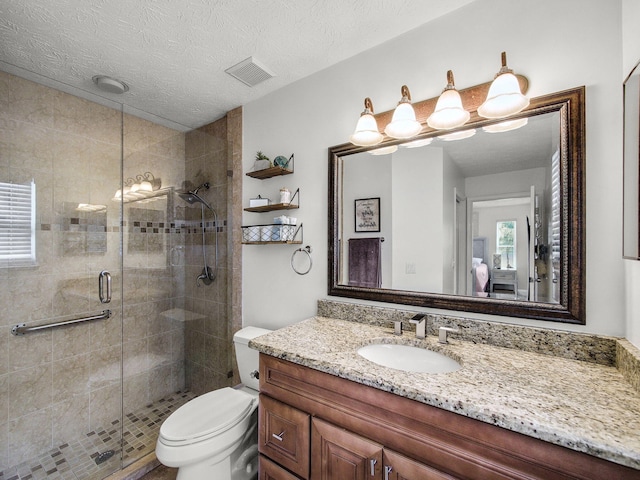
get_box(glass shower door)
[0,71,124,478]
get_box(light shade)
[384,85,422,139]
[482,118,528,133]
[402,138,433,148]
[350,97,383,146]
[438,129,476,142]
[427,70,470,130]
[478,52,529,119]
[370,145,398,155]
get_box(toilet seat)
[159,387,257,447]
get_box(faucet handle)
[438,327,459,344]
[393,321,403,336]
[409,314,427,339]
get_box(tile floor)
[0,392,194,480]
[137,466,176,480]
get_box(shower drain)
[95,449,116,465]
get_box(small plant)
[255,151,271,163]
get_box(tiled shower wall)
[182,109,243,396]
[0,71,243,473]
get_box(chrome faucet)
[393,321,403,335]
[409,313,427,339]
[438,326,459,344]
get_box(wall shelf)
[246,166,293,180]
[244,188,300,212]
[244,155,300,245]
[244,203,299,213]
[242,223,303,245]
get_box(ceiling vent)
[225,56,275,87]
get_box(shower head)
[177,182,213,210]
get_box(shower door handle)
[99,270,112,304]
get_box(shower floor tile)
[1,392,195,480]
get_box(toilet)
[156,326,272,480]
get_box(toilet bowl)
[156,326,272,480]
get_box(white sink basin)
[357,343,461,374]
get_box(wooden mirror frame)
[328,86,586,324]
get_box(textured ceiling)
[0,0,474,130]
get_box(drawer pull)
[384,465,393,480]
[370,458,377,476]
[272,431,285,441]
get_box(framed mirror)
[328,87,585,324]
[624,60,640,260]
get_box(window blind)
[0,179,36,266]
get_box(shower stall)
[0,70,243,478]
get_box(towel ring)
[291,246,313,275]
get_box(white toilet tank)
[233,326,272,391]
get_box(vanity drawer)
[259,394,310,479]
[259,455,303,480]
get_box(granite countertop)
[249,316,640,470]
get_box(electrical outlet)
[405,263,416,274]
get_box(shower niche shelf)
[241,223,303,245]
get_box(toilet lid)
[160,387,256,444]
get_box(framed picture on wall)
[355,197,380,232]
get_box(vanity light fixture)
[349,97,384,146]
[384,85,422,139]
[76,203,107,212]
[370,145,398,155]
[482,117,528,133]
[113,172,161,202]
[427,70,470,130]
[438,129,476,142]
[478,52,529,119]
[401,138,433,148]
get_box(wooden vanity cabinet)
[259,394,310,479]
[258,354,639,480]
[311,417,454,480]
[259,455,302,480]
[311,417,383,479]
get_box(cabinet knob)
[370,458,377,476]
[272,431,285,441]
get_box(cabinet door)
[260,455,303,480]
[311,418,383,480]
[259,394,310,479]
[383,449,456,480]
